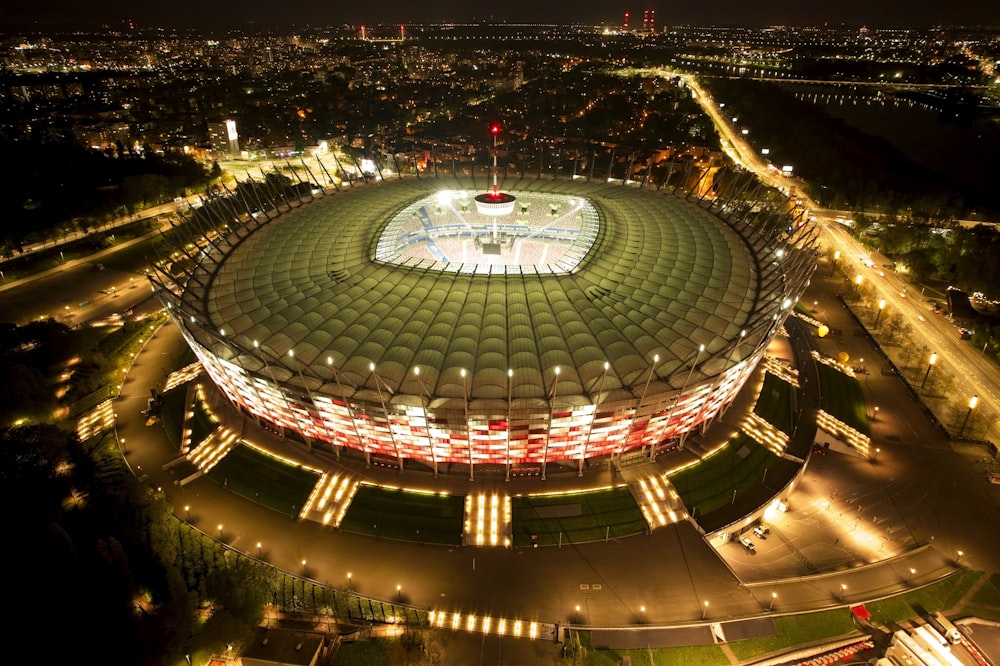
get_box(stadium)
[149,162,816,479]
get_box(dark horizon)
[4,0,1000,33]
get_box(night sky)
[3,0,1000,32]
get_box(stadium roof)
[198,178,759,405]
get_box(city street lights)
[960,395,978,436]
[302,559,307,575]
[702,600,709,620]
[257,542,262,558]
[184,505,190,522]
[875,298,885,327]
[397,584,402,602]
[908,567,916,584]
[769,592,777,611]
[347,572,352,590]
[921,353,937,388]
[218,524,224,540]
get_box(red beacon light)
[490,123,501,136]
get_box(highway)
[672,68,999,443]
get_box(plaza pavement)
[105,260,1000,658]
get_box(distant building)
[208,119,240,157]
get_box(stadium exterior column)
[653,344,703,460]
[506,368,513,482]
[580,361,610,477]
[414,367,438,477]
[370,363,403,472]
[462,369,473,481]
[541,366,560,481]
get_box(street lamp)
[302,559,307,575]
[397,584,402,602]
[839,583,847,599]
[639,606,645,622]
[347,572,352,590]
[956,550,964,565]
[921,353,937,388]
[184,505,190,522]
[575,605,581,622]
[702,600,709,620]
[908,567,916,584]
[769,592,777,611]
[872,447,881,462]
[960,395,978,436]
[832,250,840,275]
[853,274,863,300]
[257,542,262,558]
[875,298,885,327]
[217,524,224,540]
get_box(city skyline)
[4,0,1000,32]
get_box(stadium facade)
[150,159,816,478]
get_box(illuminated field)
[375,191,598,273]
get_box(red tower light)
[490,123,501,136]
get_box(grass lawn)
[205,442,320,517]
[189,392,219,446]
[754,372,795,435]
[510,486,647,547]
[586,643,728,665]
[727,609,857,660]
[816,363,870,435]
[863,569,981,625]
[669,434,779,518]
[340,484,465,546]
[159,385,189,449]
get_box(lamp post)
[639,606,645,622]
[832,250,840,276]
[302,559,307,575]
[921,353,937,388]
[839,583,847,600]
[702,600,709,620]
[960,395,978,436]
[956,550,964,565]
[875,298,885,327]
[908,567,916,584]
[257,542,262,558]
[184,505,190,522]
[872,447,880,463]
[769,592,777,611]
[853,274,863,300]
[397,584,402,602]
[218,524,224,541]
[347,572,352,590]
[575,605,581,623]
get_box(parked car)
[739,537,755,553]
[752,526,768,539]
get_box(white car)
[752,526,768,539]
[740,537,756,553]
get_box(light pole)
[908,567,916,584]
[956,550,964,565]
[575,605,581,623]
[184,505,190,522]
[839,583,847,600]
[921,353,937,388]
[347,572,352,590]
[257,542,262,558]
[639,606,645,622]
[217,524,224,541]
[302,559,307,575]
[701,600,709,620]
[875,298,885,327]
[960,395,978,436]
[872,447,880,463]
[769,592,777,611]
[397,584,402,602]
[853,274,863,300]
[832,250,840,276]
